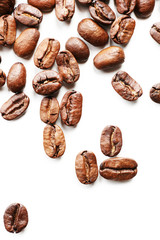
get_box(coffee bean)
[75,151,98,184]
[150,23,160,44]
[150,83,160,103]
[14,28,40,58]
[0,69,6,87]
[4,203,28,233]
[100,125,122,157]
[60,90,83,126]
[94,46,125,70]
[0,15,16,46]
[0,0,15,16]
[65,37,89,63]
[40,97,59,124]
[77,0,92,4]
[28,0,55,12]
[115,0,136,14]
[55,0,75,21]
[100,157,138,181]
[14,3,43,27]
[7,62,26,93]
[34,38,60,69]
[110,15,135,45]
[43,124,66,158]
[32,70,62,95]
[77,18,108,46]
[112,71,143,101]
[56,50,80,84]
[0,56,1,63]
[134,0,155,18]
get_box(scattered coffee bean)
[0,0,15,16]
[55,0,75,21]
[40,97,59,124]
[116,0,136,14]
[0,15,16,46]
[77,0,92,4]
[28,0,55,12]
[150,23,160,44]
[150,83,160,103]
[0,69,6,87]
[134,0,155,18]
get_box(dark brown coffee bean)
[110,15,135,45]
[150,23,160,44]
[100,125,122,157]
[14,3,43,27]
[77,0,92,4]
[14,28,40,58]
[32,70,62,95]
[112,71,143,101]
[60,90,83,126]
[134,0,155,18]
[0,15,16,46]
[150,83,160,103]
[116,0,136,14]
[0,69,6,87]
[40,97,59,124]
[75,151,98,184]
[94,46,125,70]
[4,203,28,233]
[65,37,89,63]
[100,157,138,181]
[55,0,75,21]
[0,0,15,16]
[78,18,108,46]
[7,63,26,93]
[34,38,60,69]
[1,92,30,120]
[43,124,66,158]
[56,50,80,84]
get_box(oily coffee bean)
[40,97,59,124]
[14,3,43,27]
[112,71,143,101]
[60,90,83,126]
[100,157,138,181]
[100,125,122,157]
[150,23,160,44]
[4,203,28,233]
[55,0,75,21]
[28,0,55,12]
[0,69,6,87]
[134,0,155,18]
[14,28,40,58]
[32,70,62,95]
[56,50,80,84]
[1,92,30,120]
[0,0,15,16]
[43,124,66,158]
[75,151,98,184]
[65,37,89,63]
[110,15,135,45]
[78,18,108,46]
[34,38,60,69]
[150,84,160,103]
[7,62,26,93]
[0,15,16,46]
[94,46,125,70]
[115,0,136,14]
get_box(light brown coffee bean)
[116,0,136,15]
[0,69,6,87]
[0,15,16,46]
[0,0,15,16]
[40,97,59,124]
[150,83,160,103]
[134,0,155,18]
[150,23,160,44]
[55,0,75,21]
[28,0,55,12]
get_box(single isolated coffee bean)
[134,0,155,18]
[100,125,122,157]
[150,23,160,44]
[34,38,60,69]
[78,18,108,46]
[0,15,16,46]
[43,124,66,158]
[150,83,160,103]
[94,46,125,70]
[55,0,75,21]
[75,151,98,184]
[60,90,83,126]
[115,0,136,14]
[100,157,138,181]
[112,71,143,101]
[7,62,26,93]
[40,97,59,124]
[0,0,15,16]
[28,0,55,12]
[4,203,28,233]
[56,50,80,84]
[0,69,6,87]
[65,37,89,63]
[110,15,135,45]
[32,70,62,95]
[1,92,30,120]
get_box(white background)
[0,0,160,239]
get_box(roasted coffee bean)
[55,0,75,21]
[14,28,40,58]
[4,203,28,233]
[0,69,6,87]
[116,0,136,14]
[40,97,59,124]
[77,0,92,4]
[32,70,62,95]
[110,15,135,45]
[78,18,108,46]
[1,92,30,120]
[134,0,155,18]
[150,84,160,103]
[94,46,125,70]
[28,0,55,12]
[56,50,80,84]
[100,125,122,157]
[0,56,1,63]
[65,37,89,63]
[34,38,60,69]
[150,23,160,44]
[112,71,143,101]
[100,157,138,181]
[0,15,16,46]
[43,124,66,158]
[14,3,43,27]
[75,151,98,184]
[0,0,15,16]
[89,1,116,25]
[60,90,83,126]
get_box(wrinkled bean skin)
[40,97,59,124]
[60,90,83,126]
[78,18,108,46]
[0,0,15,16]
[55,0,75,21]
[112,71,143,101]
[0,15,16,46]
[75,151,98,184]
[116,0,136,14]
[150,84,160,103]
[43,124,66,158]
[0,69,6,87]
[150,23,160,44]
[28,0,55,12]
[134,0,155,18]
